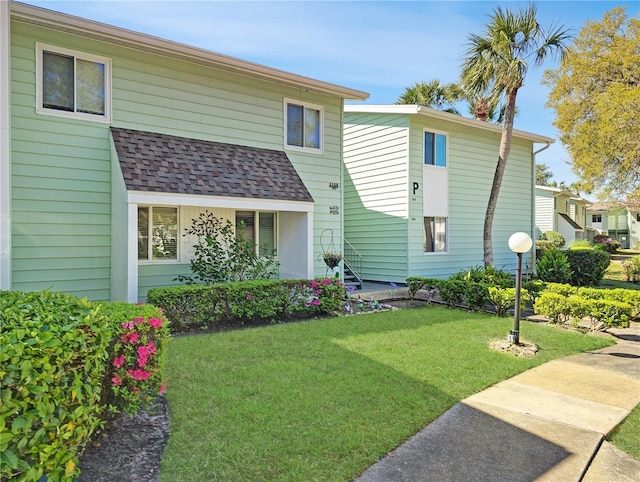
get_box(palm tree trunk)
[483,88,518,267]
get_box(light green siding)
[11,24,112,299]
[343,113,410,282]
[345,111,536,281]
[10,19,346,300]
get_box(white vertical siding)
[535,190,554,236]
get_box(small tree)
[176,211,278,284]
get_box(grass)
[608,404,640,460]
[160,306,614,481]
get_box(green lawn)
[608,404,640,460]
[160,307,614,481]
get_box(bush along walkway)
[355,321,640,482]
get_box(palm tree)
[460,4,570,267]
[396,79,461,114]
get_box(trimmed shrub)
[544,282,577,297]
[541,231,566,248]
[535,239,555,257]
[536,249,573,284]
[534,292,589,324]
[147,278,344,333]
[523,280,546,307]
[437,279,467,307]
[534,283,635,327]
[462,282,491,312]
[621,256,640,282]
[590,299,632,327]
[0,291,112,482]
[405,277,442,300]
[565,249,610,286]
[488,287,528,317]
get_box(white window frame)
[36,43,112,123]
[423,129,448,167]
[284,98,324,154]
[137,205,179,264]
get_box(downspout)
[531,142,551,275]
[0,1,11,290]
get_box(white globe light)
[508,232,533,253]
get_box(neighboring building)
[534,185,591,245]
[343,104,553,283]
[0,2,368,301]
[588,202,640,249]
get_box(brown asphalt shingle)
[111,127,314,202]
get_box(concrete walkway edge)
[355,322,640,482]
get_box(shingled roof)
[111,127,314,202]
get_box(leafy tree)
[396,79,461,114]
[543,7,640,200]
[536,163,554,186]
[460,3,570,266]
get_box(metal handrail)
[343,239,363,282]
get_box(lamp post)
[508,232,533,345]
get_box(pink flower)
[113,354,125,368]
[111,375,122,386]
[134,317,145,324]
[121,321,134,330]
[246,294,252,300]
[321,278,332,285]
[138,342,156,356]
[149,317,163,328]
[128,332,139,343]
[159,382,167,394]
[136,302,145,306]
[128,369,152,381]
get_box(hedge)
[565,249,610,286]
[0,291,169,482]
[534,283,637,328]
[147,278,344,333]
[0,291,111,481]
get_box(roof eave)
[345,104,554,144]
[10,1,369,101]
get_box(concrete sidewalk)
[355,322,640,482]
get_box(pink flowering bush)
[99,303,170,416]
[296,278,344,314]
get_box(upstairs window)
[424,131,447,167]
[37,44,111,122]
[592,214,602,223]
[285,99,323,152]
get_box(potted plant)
[323,252,342,269]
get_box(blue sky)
[22,0,639,189]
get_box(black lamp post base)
[507,330,520,344]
